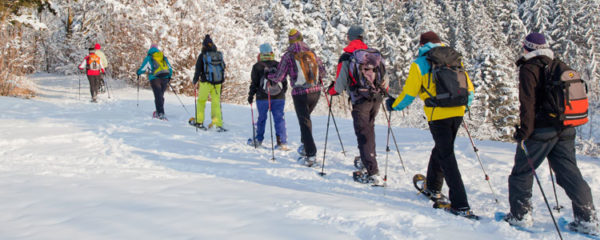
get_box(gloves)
[513,125,525,142]
[247,95,254,104]
[327,82,339,96]
[385,97,396,111]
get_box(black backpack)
[422,46,469,107]
[259,62,283,96]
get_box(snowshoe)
[298,156,317,167]
[188,117,207,130]
[274,144,289,151]
[559,217,600,237]
[153,111,167,121]
[215,126,228,132]
[247,138,262,148]
[413,174,450,208]
[353,171,385,187]
[494,212,542,233]
[445,207,480,220]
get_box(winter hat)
[202,34,214,48]
[419,31,441,45]
[150,43,158,49]
[288,29,303,44]
[348,25,364,41]
[259,43,272,54]
[523,32,548,52]
[94,43,101,50]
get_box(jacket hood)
[147,47,160,55]
[287,41,311,53]
[418,42,442,57]
[343,39,368,53]
[516,49,554,66]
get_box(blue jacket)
[137,47,173,81]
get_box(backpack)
[422,46,469,107]
[150,51,171,78]
[541,59,588,127]
[347,48,386,104]
[259,62,283,96]
[293,51,319,88]
[203,51,225,84]
[87,53,102,71]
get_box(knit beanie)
[150,43,158,49]
[259,43,274,61]
[259,43,272,54]
[288,29,303,44]
[202,34,214,48]
[523,32,548,52]
[94,43,101,50]
[348,25,364,41]
[419,31,441,45]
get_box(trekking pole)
[381,103,406,173]
[462,121,499,203]
[383,104,392,181]
[136,75,140,107]
[548,162,564,212]
[78,74,81,101]
[520,141,563,240]
[318,95,333,176]
[321,82,346,156]
[250,102,257,149]
[267,84,275,162]
[168,81,191,115]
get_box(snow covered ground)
[0,73,598,239]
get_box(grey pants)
[509,127,596,222]
[87,75,101,100]
[351,97,382,176]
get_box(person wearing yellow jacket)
[385,31,475,218]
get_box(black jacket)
[193,45,223,84]
[249,60,287,100]
[515,53,562,140]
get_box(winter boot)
[247,138,262,147]
[503,212,533,228]
[354,156,366,171]
[216,126,228,132]
[422,189,450,209]
[368,173,385,187]
[298,155,317,167]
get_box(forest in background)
[1,0,599,154]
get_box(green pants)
[196,82,223,127]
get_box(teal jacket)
[137,47,173,81]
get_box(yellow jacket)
[391,43,474,121]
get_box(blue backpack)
[203,51,225,84]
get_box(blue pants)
[256,99,287,144]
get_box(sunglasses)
[362,67,375,72]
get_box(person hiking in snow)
[190,34,227,132]
[385,31,476,217]
[503,32,598,233]
[94,43,109,93]
[328,26,386,186]
[78,47,105,103]
[269,28,326,166]
[248,43,288,150]
[136,43,173,120]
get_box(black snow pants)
[351,97,382,176]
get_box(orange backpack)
[87,53,102,71]
[542,59,588,127]
[293,51,319,88]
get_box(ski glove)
[327,82,339,96]
[385,97,396,111]
[513,125,525,142]
[247,95,253,104]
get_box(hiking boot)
[275,144,289,151]
[503,212,533,228]
[195,123,207,130]
[446,207,480,220]
[157,113,167,120]
[247,138,262,147]
[568,219,600,235]
[216,126,228,132]
[423,189,449,206]
[297,145,306,156]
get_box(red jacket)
[335,39,368,78]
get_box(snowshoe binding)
[188,117,207,130]
[413,174,450,208]
[353,171,385,187]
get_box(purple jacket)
[271,42,326,96]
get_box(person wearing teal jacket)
[137,44,173,120]
[386,31,476,218]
